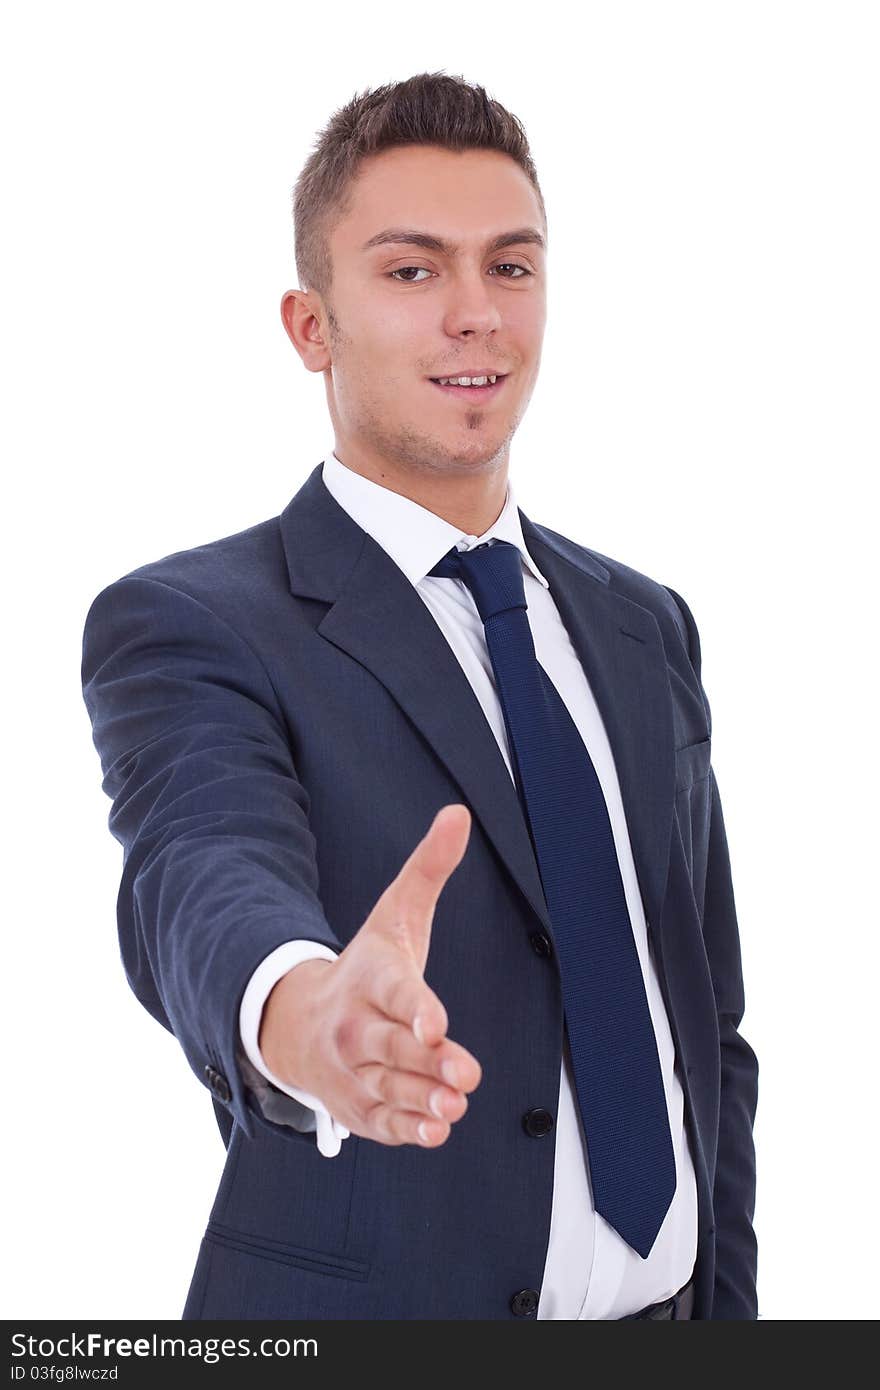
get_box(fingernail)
[418,1120,431,1143]
[441,1059,458,1087]
[413,1014,424,1044]
[429,1088,445,1119]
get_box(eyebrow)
[360,227,546,256]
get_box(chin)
[444,438,510,469]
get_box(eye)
[389,266,432,283]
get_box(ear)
[280,288,331,372]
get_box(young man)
[82,72,758,1320]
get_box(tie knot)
[428,539,527,623]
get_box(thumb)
[365,803,471,972]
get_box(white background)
[3,1,877,1321]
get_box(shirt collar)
[320,450,550,590]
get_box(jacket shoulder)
[86,513,287,616]
[529,520,691,654]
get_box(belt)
[618,1277,695,1320]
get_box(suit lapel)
[280,465,675,945]
[519,513,676,942]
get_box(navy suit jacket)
[81,462,758,1320]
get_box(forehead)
[331,145,544,254]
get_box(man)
[81,72,758,1320]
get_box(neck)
[331,447,510,536]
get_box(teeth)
[436,375,497,387]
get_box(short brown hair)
[292,71,546,300]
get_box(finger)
[368,804,471,968]
[354,1063,469,1124]
[367,956,449,1044]
[319,1066,455,1148]
[341,1011,482,1093]
[360,1101,452,1149]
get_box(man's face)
[290,144,547,482]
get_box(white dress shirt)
[237,450,698,1319]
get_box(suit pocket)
[674,736,711,792]
[204,1219,371,1282]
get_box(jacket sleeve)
[81,573,345,1145]
[664,585,760,1320]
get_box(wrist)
[258,957,334,1087]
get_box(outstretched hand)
[259,804,482,1147]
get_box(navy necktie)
[428,538,676,1257]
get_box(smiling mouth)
[428,374,509,400]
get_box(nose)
[441,268,503,338]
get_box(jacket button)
[529,931,553,958]
[204,1064,232,1104]
[510,1288,539,1317]
[522,1107,554,1137]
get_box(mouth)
[427,374,509,401]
